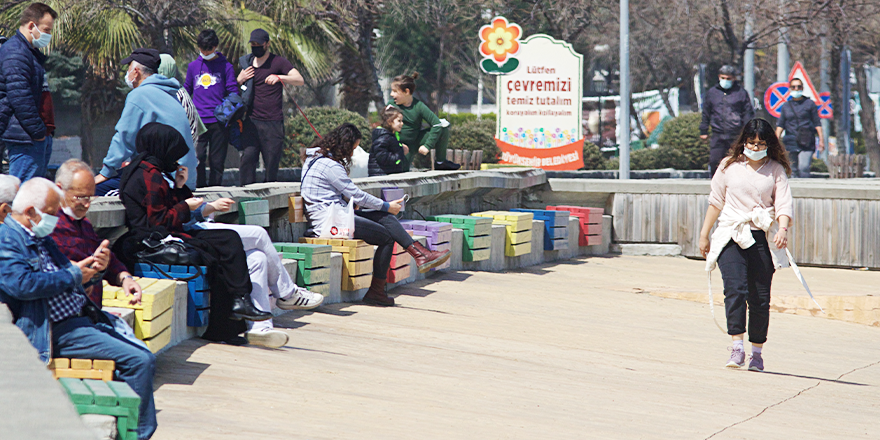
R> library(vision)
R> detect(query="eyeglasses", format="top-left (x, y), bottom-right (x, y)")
top-left (746, 141), bottom-right (768, 149)
top-left (71, 195), bottom-right (95, 203)
top-left (790, 85), bottom-right (803, 90)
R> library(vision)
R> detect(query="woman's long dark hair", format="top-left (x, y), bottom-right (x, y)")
top-left (722, 118), bottom-right (792, 176)
top-left (311, 123), bottom-right (362, 171)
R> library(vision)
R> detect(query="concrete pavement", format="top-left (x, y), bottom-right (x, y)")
top-left (151, 255), bottom-right (880, 439)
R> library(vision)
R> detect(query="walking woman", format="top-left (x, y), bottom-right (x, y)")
top-left (699, 118), bottom-right (793, 372)
top-left (301, 123), bottom-right (451, 306)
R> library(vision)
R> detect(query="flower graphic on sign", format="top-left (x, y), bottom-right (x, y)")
top-left (478, 16), bottom-right (522, 75)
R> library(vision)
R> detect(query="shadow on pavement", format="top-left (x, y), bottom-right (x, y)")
top-left (155, 339), bottom-right (211, 388)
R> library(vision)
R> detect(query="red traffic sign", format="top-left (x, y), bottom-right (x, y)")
top-left (764, 82), bottom-right (790, 118)
top-left (818, 92), bottom-right (833, 119)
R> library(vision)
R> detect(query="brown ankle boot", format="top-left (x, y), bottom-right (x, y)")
top-left (406, 241), bottom-right (451, 273)
top-left (362, 277), bottom-right (393, 306)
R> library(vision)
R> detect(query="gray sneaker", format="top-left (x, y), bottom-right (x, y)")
top-left (726, 346), bottom-right (746, 368)
top-left (748, 353), bottom-right (764, 372)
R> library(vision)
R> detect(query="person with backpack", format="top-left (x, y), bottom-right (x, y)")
top-left (237, 28), bottom-right (303, 186)
top-left (775, 78), bottom-right (824, 178)
top-left (185, 29), bottom-right (239, 188)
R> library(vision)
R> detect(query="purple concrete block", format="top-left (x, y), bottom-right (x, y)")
top-left (425, 221), bottom-right (453, 232)
top-left (400, 220), bottom-right (428, 230)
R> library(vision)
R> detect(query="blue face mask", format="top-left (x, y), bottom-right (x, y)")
top-left (30, 207), bottom-right (59, 238)
top-left (30, 26), bottom-right (52, 49)
top-left (719, 79), bottom-right (733, 89)
top-left (790, 90), bottom-right (804, 99)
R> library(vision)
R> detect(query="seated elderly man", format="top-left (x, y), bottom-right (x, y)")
top-left (0, 174), bottom-right (20, 222)
top-left (0, 178), bottom-right (157, 440)
top-left (50, 159), bottom-right (143, 306)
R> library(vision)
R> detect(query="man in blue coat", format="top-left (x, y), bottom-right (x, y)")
top-left (0, 3), bottom-right (57, 182)
top-left (700, 65), bottom-right (755, 176)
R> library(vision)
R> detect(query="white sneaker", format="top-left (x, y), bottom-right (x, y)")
top-left (245, 328), bottom-right (289, 349)
top-left (277, 286), bottom-right (324, 310)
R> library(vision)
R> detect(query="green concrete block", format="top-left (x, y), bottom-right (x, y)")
top-left (280, 252), bottom-right (307, 260)
top-left (287, 243), bottom-right (332, 255)
top-left (84, 379), bottom-right (117, 406)
top-left (106, 381), bottom-right (141, 410)
top-left (59, 378), bottom-right (93, 405)
top-left (296, 266), bottom-right (331, 285)
top-left (305, 283), bottom-right (330, 295)
top-left (462, 247), bottom-right (490, 262)
top-left (464, 234), bottom-right (491, 249)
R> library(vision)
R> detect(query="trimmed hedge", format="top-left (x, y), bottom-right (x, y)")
top-left (449, 118), bottom-right (501, 163)
top-left (581, 141), bottom-right (607, 170)
top-left (282, 107), bottom-right (372, 168)
top-left (657, 112), bottom-right (707, 170)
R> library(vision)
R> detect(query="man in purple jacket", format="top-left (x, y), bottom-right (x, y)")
top-left (184, 29), bottom-right (238, 188)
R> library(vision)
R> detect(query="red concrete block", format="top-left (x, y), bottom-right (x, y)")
top-left (389, 252), bottom-right (412, 269)
top-left (387, 265), bottom-right (411, 283)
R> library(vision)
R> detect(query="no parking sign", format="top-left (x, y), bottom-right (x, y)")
top-left (818, 92), bottom-right (833, 119)
top-left (763, 82), bottom-right (790, 118)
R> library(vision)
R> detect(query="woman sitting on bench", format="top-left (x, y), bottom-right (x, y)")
top-left (118, 122), bottom-right (270, 344)
top-left (301, 123), bottom-right (451, 306)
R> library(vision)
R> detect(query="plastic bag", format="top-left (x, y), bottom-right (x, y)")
top-left (349, 146), bottom-right (369, 179)
top-left (316, 197), bottom-right (355, 238)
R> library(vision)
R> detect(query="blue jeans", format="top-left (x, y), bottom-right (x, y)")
top-left (7, 136), bottom-right (49, 182)
top-left (95, 176), bottom-right (121, 197)
top-left (52, 316), bottom-right (157, 440)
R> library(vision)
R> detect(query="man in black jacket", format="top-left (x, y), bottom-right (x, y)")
top-left (700, 65), bottom-right (755, 175)
top-left (0, 3), bottom-right (56, 182)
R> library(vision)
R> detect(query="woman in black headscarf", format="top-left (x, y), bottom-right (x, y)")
top-left (118, 122), bottom-right (270, 343)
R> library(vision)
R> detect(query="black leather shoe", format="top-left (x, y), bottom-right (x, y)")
top-left (435, 160), bottom-right (462, 171)
top-left (230, 296), bottom-right (272, 321)
top-left (221, 336), bottom-right (249, 346)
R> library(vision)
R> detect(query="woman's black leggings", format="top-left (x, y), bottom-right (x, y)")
top-left (353, 211), bottom-right (415, 280)
top-left (718, 230), bottom-right (775, 344)
top-left (187, 229), bottom-right (251, 341)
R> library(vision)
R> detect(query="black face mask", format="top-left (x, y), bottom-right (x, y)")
top-left (251, 45), bottom-right (266, 58)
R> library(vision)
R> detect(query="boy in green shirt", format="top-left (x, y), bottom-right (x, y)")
top-left (388, 72), bottom-right (459, 171)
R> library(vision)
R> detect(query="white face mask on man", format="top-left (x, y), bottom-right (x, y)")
top-left (125, 68), bottom-right (137, 89)
top-left (201, 52), bottom-right (218, 61)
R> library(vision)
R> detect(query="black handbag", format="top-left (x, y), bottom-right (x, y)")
top-left (135, 232), bottom-right (204, 282)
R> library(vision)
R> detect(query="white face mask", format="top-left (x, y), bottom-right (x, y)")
top-left (790, 90), bottom-right (803, 99)
top-left (125, 69), bottom-right (136, 89)
top-left (62, 206), bottom-right (85, 220)
top-left (743, 148), bottom-right (768, 161)
top-left (201, 52), bottom-right (217, 61)
top-left (719, 79), bottom-right (733, 89)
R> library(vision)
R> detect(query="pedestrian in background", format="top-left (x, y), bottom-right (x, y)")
top-left (775, 78), bottom-right (823, 178)
top-left (237, 28), bottom-right (303, 186)
top-left (700, 65), bottom-right (755, 176)
top-left (0, 2), bottom-right (56, 182)
top-left (185, 29), bottom-right (239, 188)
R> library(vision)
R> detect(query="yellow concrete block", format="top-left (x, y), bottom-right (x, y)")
top-left (503, 212), bottom-right (533, 222)
top-left (131, 279), bottom-right (176, 303)
top-left (144, 327), bottom-right (171, 353)
top-left (103, 286), bottom-right (122, 300)
top-left (92, 360), bottom-right (115, 371)
top-left (133, 308), bottom-right (172, 340)
top-left (49, 358), bottom-right (70, 369)
top-left (70, 359), bottom-right (93, 370)
top-left (53, 368), bottom-right (104, 380)
top-left (103, 289), bottom-right (173, 320)
top-left (505, 241), bottom-right (531, 257)
top-left (341, 273), bottom-right (372, 291)
top-left (505, 228), bottom-right (532, 245)
top-left (328, 239), bottom-right (345, 246)
top-left (494, 218), bottom-right (532, 232)
top-left (337, 245), bottom-right (375, 260)
top-left (343, 259), bottom-right (373, 277)
top-left (300, 237), bottom-right (330, 245)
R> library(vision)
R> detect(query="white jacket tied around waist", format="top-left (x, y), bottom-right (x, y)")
top-left (704, 205), bottom-right (789, 272)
